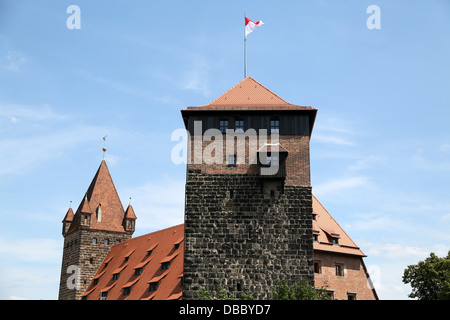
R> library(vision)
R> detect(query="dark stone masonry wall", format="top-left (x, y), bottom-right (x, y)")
top-left (183, 170), bottom-right (314, 300)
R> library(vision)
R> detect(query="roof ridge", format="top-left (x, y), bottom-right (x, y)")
top-left (199, 76), bottom-right (298, 108)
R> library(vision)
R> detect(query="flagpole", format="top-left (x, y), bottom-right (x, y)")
top-left (244, 13), bottom-right (247, 78)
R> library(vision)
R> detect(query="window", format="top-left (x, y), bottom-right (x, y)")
top-left (235, 120), bottom-right (244, 133)
top-left (135, 268), bottom-right (143, 276)
top-left (314, 261), bottom-right (321, 274)
top-left (313, 234), bottom-right (319, 242)
top-left (347, 293), bottom-right (357, 300)
top-left (100, 291), bottom-right (108, 300)
top-left (228, 154), bottom-right (236, 166)
top-left (161, 261), bottom-right (170, 270)
top-left (92, 238), bottom-right (97, 244)
top-left (326, 290), bottom-right (335, 300)
top-left (220, 120), bottom-right (229, 133)
top-left (270, 190), bottom-right (275, 202)
top-left (149, 282), bottom-right (159, 292)
top-left (93, 279), bottom-right (99, 286)
top-left (104, 239), bottom-right (109, 245)
top-left (113, 273), bottom-right (120, 281)
top-left (266, 155), bottom-right (278, 166)
top-left (96, 205), bottom-right (102, 222)
top-left (331, 237), bottom-right (339, 245)
top-left (89, 257), bottom-right (94, 264)
top-left (335, 264), bottom-right (344, 277)
top-left (174, 243), bottom-right (180, 250)
top-left (147, 250), bottom-right (153, 257)
top-left (123, 287), bottom-right (131, 297)
top-left (270, 119), bottom-right (280, 134)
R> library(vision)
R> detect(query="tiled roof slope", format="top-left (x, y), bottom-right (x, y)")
top-left (67, 160), bottom-right (127, 234)
top-left (312, 195), bottom-right (365, 257)
top-left (83, 196), bottom-right (365, 300)
top-left (83, 224), bottom-right (184, 300)
top-left (183, 77), bottom-right (316, 110)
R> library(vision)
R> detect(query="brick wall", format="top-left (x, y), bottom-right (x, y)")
top-left (187, 134), bottom-right (311, 186)
top-left (314, 251), bottom-right (377, 300)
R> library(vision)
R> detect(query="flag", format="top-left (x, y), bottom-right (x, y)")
top-left (245, 17), bottom-right (264, 37)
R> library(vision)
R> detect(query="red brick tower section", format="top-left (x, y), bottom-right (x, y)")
top-left (181, 77), bottom-right (318, 299)
top-left (58, 160), bottom-right (136, 300)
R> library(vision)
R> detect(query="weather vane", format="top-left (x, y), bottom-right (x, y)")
top-left (102, 135), bottom-right (107, 160)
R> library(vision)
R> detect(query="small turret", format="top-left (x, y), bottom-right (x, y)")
top-left (123, 203), bottom-right (137, 234)
top-left (78, 195), bottom-right (93, 228)
top-left (62, 206), bottom-right (74, 237)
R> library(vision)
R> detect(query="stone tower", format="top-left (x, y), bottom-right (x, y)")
top-left (181, 77), bottom-right (317, 299)
top-left (58, 160), bottom-right (136, 300)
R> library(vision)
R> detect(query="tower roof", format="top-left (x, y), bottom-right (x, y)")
top-left (183, 76), bottom-right (316, 111)
top-left (124, 204), bottom-right (137, 220)
top-left (62, 207), bottom-right (74, 223)
top-left (67, 160), bottom-right (127, 234)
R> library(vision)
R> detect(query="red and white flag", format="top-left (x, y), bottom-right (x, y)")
top-left (245, 17), bottom-right (264, 37)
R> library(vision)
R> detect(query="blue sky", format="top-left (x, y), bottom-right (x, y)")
top-left (0, 0), bottom-right (449, 300)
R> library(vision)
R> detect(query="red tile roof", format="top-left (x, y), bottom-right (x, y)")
top-left (312, 195), bottom-right (365, 257)
top-left (67, 160), bottom-right (128, 234)
top-left (62, 207), bottom-right (74, 223)
top-left (83, 195), bottom-right (365, 299)
top-left (182, 77), bottom-right (316, 111)
top-left (82, 224), bottom-right (184, 300)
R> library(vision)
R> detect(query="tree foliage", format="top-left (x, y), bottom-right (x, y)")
top-left (272, 278), bottom-right (331, 300)
top-left (402, 251), bottom-right (450, 300)
top-left (194, 278), bottom-right (330, 300)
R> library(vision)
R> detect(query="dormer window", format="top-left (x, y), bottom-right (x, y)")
top-left (161, 261), bottom-right (170, 270)
top-left (149, 282), bottom-right (159, 292)
top-left (123, 287), bottom-right (131, 297)
top-left (135, 267), bottom-right (143, 276)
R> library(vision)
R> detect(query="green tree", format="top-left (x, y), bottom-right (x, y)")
top-left (402, 251), bottom-right (450, 300)
top-left (272, 278), bottom-right (331, 300)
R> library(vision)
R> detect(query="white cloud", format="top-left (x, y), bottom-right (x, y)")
top-left (313, 176), bottom-right (369, 197)
top-left (119, 178), bottom-right (185, 234)
top-left (0, 103), bottom-right (66, 124)
top-left (313, 134), bottom-right (354, 146)
top-left (0, 237), bottom-right (62, 264)
top-left (1, 51), bottom-right (27, 71)
top-left (182, 54), bottom-right (210, 97)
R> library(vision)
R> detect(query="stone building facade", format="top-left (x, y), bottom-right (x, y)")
top-left (58, 160), bottom-right (136, 300)
top-left (181, 77), bottom-right (318, 299)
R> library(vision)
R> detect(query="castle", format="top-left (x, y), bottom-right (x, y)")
top-left (58, 77), bottom-right (378, 300)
